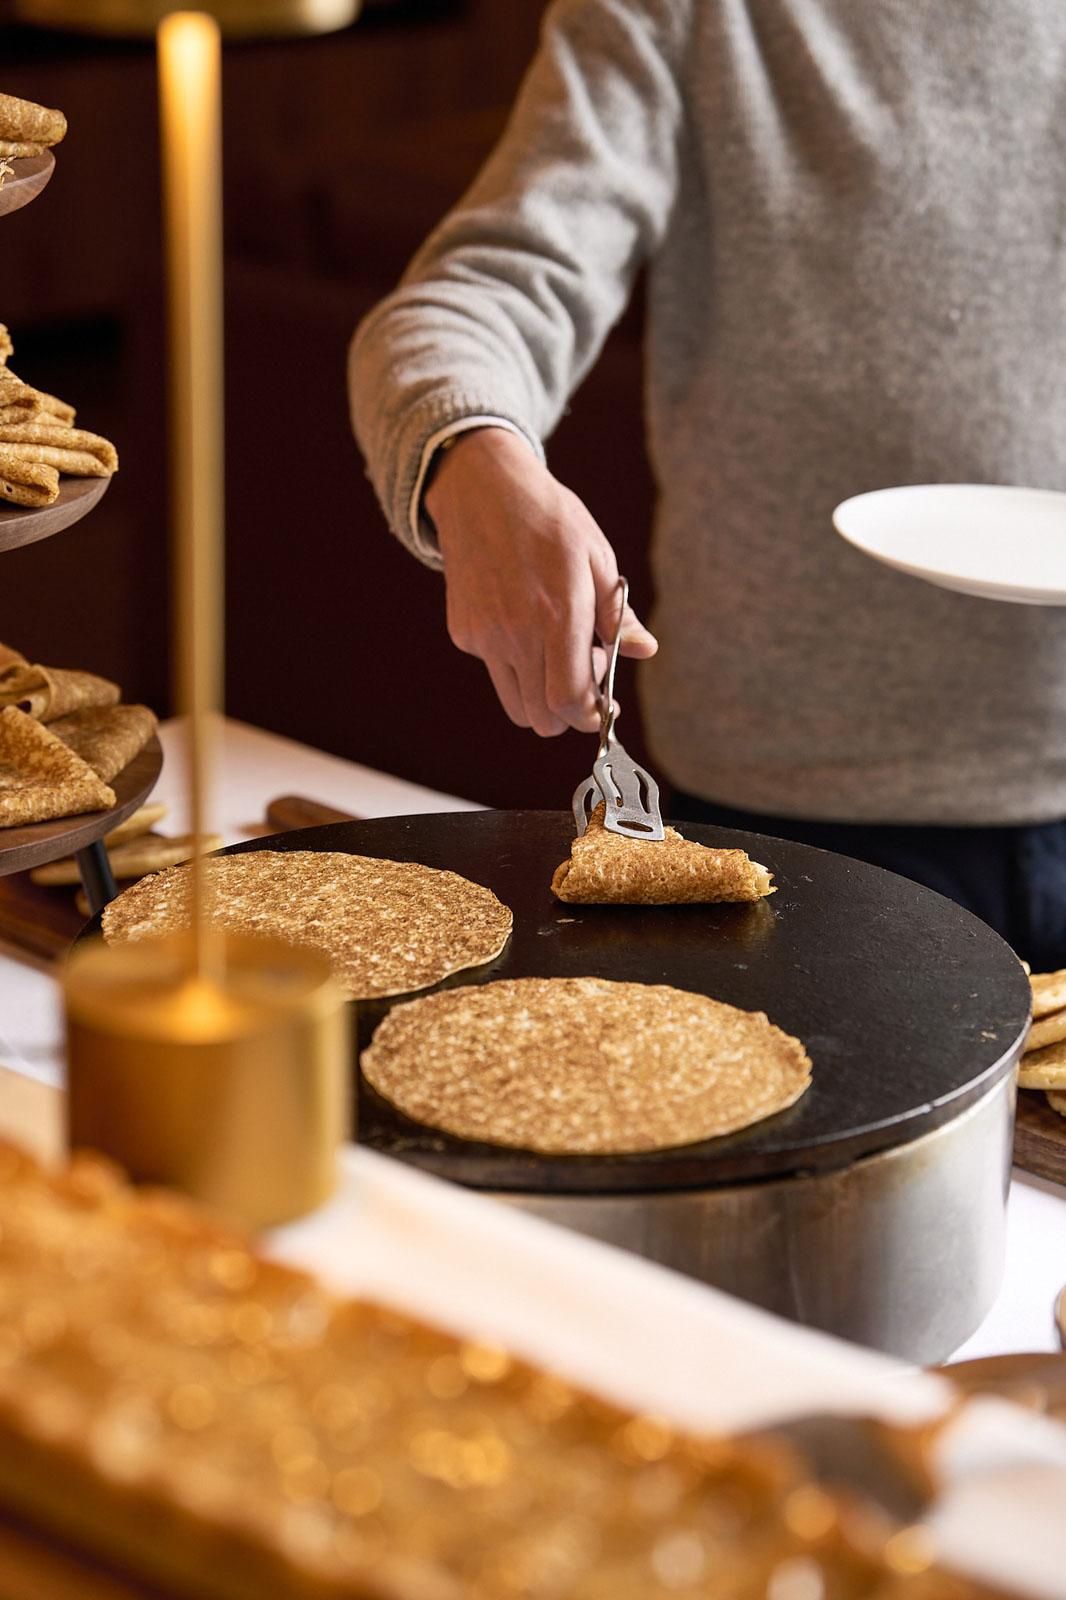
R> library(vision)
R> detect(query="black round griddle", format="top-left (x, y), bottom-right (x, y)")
top-left (83, 810), bottom-right (1030, 1195)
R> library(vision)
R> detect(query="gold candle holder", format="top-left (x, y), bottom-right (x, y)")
top-left (64, 931), bottom-right (351, 1227)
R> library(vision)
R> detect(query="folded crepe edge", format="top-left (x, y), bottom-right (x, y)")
top-left (551, 808), bottom-right (775, 905)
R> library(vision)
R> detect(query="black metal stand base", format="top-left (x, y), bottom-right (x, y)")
top-left (76, 838), bottom-right (117, 918)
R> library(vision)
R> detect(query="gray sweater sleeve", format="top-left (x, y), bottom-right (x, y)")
top-left (348, 0), bottom-right (689, 566)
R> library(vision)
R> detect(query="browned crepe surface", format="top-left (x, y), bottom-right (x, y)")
top-left (1030, 967), bottom-right (1066, 1019)
top-left (0, 366), bottom-right (72, 410)
top-left (0, 706), bottom-right (115, 827)
top-left (0, 422), bottom-right (117, 475)
top-left (103, 850), bottom-right (513, 1000)
top-left (0, 663), bottom-right (120, 723)
top-left (0, 92), bottom-right (66, 147)
top-left (0, 138), bottom-right (44, 160)
top-left (0, 449), bottom-right (57, 506)
top-left (362, 976), bottom-right (812, 1154)
top-left (50, 702), bottom-right (156, 781)
top-left (552, 803), bottom-right (775, 904)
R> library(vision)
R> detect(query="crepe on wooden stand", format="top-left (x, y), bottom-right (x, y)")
top-left (0, 659), bottom-right (119, 721)
top-left (103, 850), bottom-right (513, 1000)
top-left (0, 642), bottom-right (157, 830)
top-left (48, 702), bottom-right (157, 783)
top-left (362, 975), bottom-right (812, 1154)
top-left (0, 326), bottom-right (118, 506)
top-left (0, 91), bottom-right (66, 159)
top-left (553, 803), bottom-right (774, 904)
top-left (0, 705), bottom-right (115, 826)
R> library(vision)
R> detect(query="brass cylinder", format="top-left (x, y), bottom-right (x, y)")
top-left (64, 931), bottom-right (351, 1227)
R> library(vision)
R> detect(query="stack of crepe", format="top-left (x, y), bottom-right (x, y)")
top-left (0, 324), bottom-right (118, 508)
top-left (1017, 966), bottom-right (1066, 1121)
top-left (0, 91), bottom-right (66, 162)
top-left (0, 643), bottom-right (156, 829)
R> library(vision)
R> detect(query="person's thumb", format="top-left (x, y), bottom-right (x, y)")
top-left (591, 555), bottom-right (658, 658)
top-left (618, 604), bottom-right (658, 659)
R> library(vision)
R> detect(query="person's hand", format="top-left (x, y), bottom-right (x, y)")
top-left (424, 426), bottom-right (657, 737)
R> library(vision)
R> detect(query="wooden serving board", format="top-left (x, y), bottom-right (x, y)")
top-left (1013, 1090), bottom-right (1066, 1186)
top-left (0, 871), bottom-right (83, 961)
top-left (0, 151), bottom-right (54, 221)
top-left (0, 477), bottom-right (109, 555)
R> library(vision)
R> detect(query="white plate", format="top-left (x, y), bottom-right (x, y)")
top-left (833, 483), bottom-right (1066, 605)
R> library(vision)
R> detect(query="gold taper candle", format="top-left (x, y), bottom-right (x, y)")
top-left (158, 11), bottom-right (224, 982)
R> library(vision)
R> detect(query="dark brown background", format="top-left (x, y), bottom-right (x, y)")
top-left (0, 0), bottom-right (655, 808)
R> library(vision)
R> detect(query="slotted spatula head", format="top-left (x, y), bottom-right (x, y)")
top-left (571, 576), bottom-right (665, 841)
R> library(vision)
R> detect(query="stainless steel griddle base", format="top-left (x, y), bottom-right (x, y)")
top-left (495, 1074), bottom-right (1015, 1364)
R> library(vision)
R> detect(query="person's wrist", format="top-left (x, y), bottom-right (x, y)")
top-left (424, 425), bottom-right (532, 523)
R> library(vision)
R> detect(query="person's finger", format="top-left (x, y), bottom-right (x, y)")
top-left (591, 644), bottom-right (608, 685)
top-left (484, 657), bottom-right (531, 729)
top-left (589, 542), bottom-right (623, 644)
top-left (512, 640), bottom-right (569, 738)
top-left (544, 601), bottom-right (602, 733)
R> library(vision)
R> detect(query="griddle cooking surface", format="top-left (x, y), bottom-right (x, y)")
top-left (206, 809), bottom-right (1029, 1194)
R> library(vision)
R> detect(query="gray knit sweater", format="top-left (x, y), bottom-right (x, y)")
top-left (350, 0), bottom-right (1066, 825)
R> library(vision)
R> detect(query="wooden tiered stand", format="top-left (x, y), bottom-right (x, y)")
top-left (0, 154), bottom-right (162, 916)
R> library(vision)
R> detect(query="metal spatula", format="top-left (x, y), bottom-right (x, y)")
top-left (572, 577), bottom-right (665, 841)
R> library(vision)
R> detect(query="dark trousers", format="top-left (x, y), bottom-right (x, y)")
top-left (671, 791), bottom-right (1066, 972)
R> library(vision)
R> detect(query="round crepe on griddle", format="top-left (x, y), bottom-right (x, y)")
top-left (102, 850), bottom-right (512, 1000)
top-left (361, 976), bottom-right (812, 1154)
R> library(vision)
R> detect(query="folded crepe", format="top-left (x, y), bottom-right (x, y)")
top-left (0, 326), bottom-right (12, 365)
top-left (0, 367), bottom-right (75, 425)
top-left (0, 92), bottom-right (67, 148)
top-left (0, 422), bottom-right (117, 477)
top-left (50, 703), bottom-right (157, 783)
top-left (0, 644), bottom-right (26, 672)
top-left (0, 139), bottom-right (44, 160)
top-left (0, 449), bottom-right (58, 507)
top-left (0, 405), bottom-right (37, 427)
top-left (0, 706), bottom-right (115, 828)
top-left (551, 803), bottom-right (775, 905)
top-left (0, 662), bottom-right (120, 722)
top-left (32, 831), bottom-right (220, 886)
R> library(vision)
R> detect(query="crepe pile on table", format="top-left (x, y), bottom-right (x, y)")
top-left (0, 643), bottom-right (156, 828)
top-left (552, 803), bottom-right (774, 904)
top-left (0, 1141), bottom-right (1008, 1600)
top-left (27, 798), bottom-right (221, 916)
top-left (0, 323), bottom-right (118, 508)
top-left (1017, 967), bottom-right (1066, 1119)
